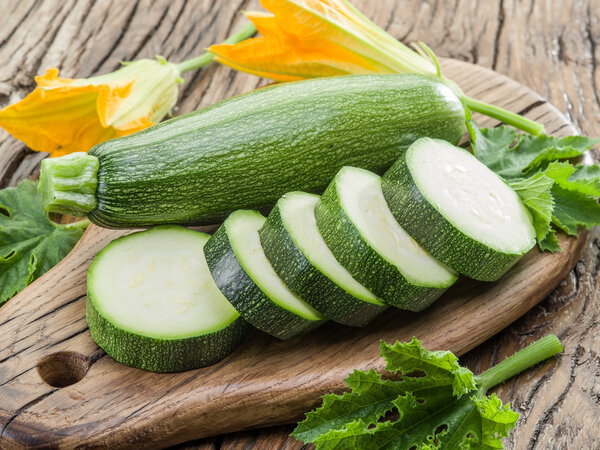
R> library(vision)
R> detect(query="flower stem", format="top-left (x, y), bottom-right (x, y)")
top-left (463, 96), bottom-right (546, 136)
top-left (58, 218), bottom-right (90, 231)
top-left (475, 335), bottom-right (563, 393)
top-left (176, 22), bottom-right (257, 73)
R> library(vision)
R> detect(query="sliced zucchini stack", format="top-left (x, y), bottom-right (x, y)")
top-left (382, 138), bottom-right (536, 281)
top-left (315, 167), bottom-right (458, 310)
top-left (86, 226), bottom-right (247, 373)
top-left (260, 192), bottom-right (387, 327)
top-left (205, 210), bottom-right (326, 339)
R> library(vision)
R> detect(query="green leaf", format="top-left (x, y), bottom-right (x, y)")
top-left (312, 389), bottom-right (498, 449)
top-left (509, 173), bottom-right (554, 242)
top-left (538, 229), bottom-right (561, 252)
top-left (541, 161), bottom-right (600, 197)
top-left (312, 391), bottom-right (520, 450)
top-left (313, 392), bottom-right (482, 449)
top-left (293, 339), bottom-right (520, 449)
top-left (551, 185), bottom-right (600, 235)
top-left (469, 122), bottom-right (598, 180)
top-left (292, 338), bottom-right (477, 444)
top-left (566, 165), bottom-right (600, 196)
top-left (473, 394), bottom-right (520, 449)
top-left (291, 369), bottom-right (406, 443)
top-left (380, 338), bottom-right (476, 397)
top-left (0, 180), bottom-right (86, 305)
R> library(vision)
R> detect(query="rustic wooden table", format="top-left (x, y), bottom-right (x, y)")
top-left (1, 1), bottom-right (598, 448)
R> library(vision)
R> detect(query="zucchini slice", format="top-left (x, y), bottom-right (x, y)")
top-left (260, 192), bottom-right (387, 327)
top-left (316, 167), bottom-right (457, 310)
top-left (86, 226), bottom-right (247, 373)
top-left (204, 210), bottom-right (326, 339)
top-left (382, 138), bottom-right (536, 281)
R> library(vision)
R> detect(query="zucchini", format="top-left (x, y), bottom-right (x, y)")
top-left (382, 138), bottom-right (536, 281)
top-left (204, 210), bottom-right (326, 339)
top-left (260, 192), bottom-right (387, 327)
top-left (39, 74), bottom-right (466, 227)
top-left (315, 166), bottom-right (458, 310)
top-left (86, 226), bottom-right (247, 373)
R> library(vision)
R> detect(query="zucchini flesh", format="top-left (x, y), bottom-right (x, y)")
top-left (86, 226), bottom-right (247, 373)
top-left (260, 192), bottom-right (387, 327)
top-left (382, 138), bottom-right (536, 281)
top-left (39, 74), bottom-right (466, 227)
top-left (205, 210), bottom-right (326, 339)
top-left (316, 167), bottom-right (457, 310)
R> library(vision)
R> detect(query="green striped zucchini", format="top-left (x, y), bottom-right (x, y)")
top-left (204, 210), bottom-right (326, 340)
top-left (259, 192), bottom-right (387, 327)
top-left (315, 167), bottom-right (458, 310)
top-left (39, 74), bottom-right (466, 228)
top-left (381, 138), bottom-right (536, 281)
top-left (86, 226), bottom-right (248, 372)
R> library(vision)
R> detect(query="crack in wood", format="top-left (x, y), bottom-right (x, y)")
top-left (0, 366), bottom-right (34, 388)
top-left (0, 389), bottom-right (58, 440)
top-left (30, 294), bottom-right (86, 325)
top-left (88, 1), bottom-right (140, 74)
top-left (128, 5), bottom-right (173, 62)
top-left (491, 0), bottom-right (505, 70)
top-left (584, 4), bottom-right (600, 110)
top-left (527, 345), bottom-right (581, 450)
top-left (516, 99), bottom-right (546, 117)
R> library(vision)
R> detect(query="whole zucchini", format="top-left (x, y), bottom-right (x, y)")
top-left (39, 74), bottom-right (466, 228)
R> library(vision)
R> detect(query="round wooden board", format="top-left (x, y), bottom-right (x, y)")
top-left (0, 59), bottom-right (587, 448)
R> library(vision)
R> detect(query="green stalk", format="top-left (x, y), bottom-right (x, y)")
top-left (176, 22), bottom-right (257, 73)
top-left (58, 218), bottom-right (90, 231)
top-left (463, 96), bottom-right (545, 136)
top-left (475, 334), bottom-right (563, 393)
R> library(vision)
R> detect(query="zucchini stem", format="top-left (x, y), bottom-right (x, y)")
top-left (475, 334), bottom-right (563, 393)
top-left (39, 152), bottom-right (99, 216)
top-left (176, 22), bottom-right (257, 73)
top-left (463, 96), bottom-right (545, 136)
top-left (58, 218), bottom-right (90, 231)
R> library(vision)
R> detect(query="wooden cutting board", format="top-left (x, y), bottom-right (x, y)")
top-left (0, 59), bottom-right (587, 449)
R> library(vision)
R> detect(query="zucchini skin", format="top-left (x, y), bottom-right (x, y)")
top-left (204, 221), bottom-right (325, 340)
top-left (259, 196), bottom-right (387, 327)
top-left (315, 171), bottom-right (452, 311)
top-left (85, 226), bottom-right (249, 373)
top-left (382, 150), bottom-right (525, 281)
top-left (86, 293), bottom-right (248, 373)
top-left (87, 74), bottom-right (466, 228)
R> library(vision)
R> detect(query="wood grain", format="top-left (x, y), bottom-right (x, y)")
top-left (0, 0), bottom-right (597, 448)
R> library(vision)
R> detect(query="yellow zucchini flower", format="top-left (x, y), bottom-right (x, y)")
top-left (0, 58), bottom-right (180, 157)
top-left (0, 23), bottom-right (256, 157)
top-left (210, 0), bottom-right (543, 135)
top-left (210, 0), bottom-right (438, 81)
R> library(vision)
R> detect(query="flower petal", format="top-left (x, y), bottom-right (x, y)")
top-left (211, 36), bottom-right (371, 80)
top-left (95, 82), bottom-right (134, 128)
top-left (34, 67), bottom-right (77, 88)
top-left (94, 59), bottom-right (179, 131)
top-left (214, 0), bottom-right (437, 80)
top-left (0, 70), bottom-right (117, 156)
top-left (260, 0), bottom-right (400, 69)
top-left (0, 60), bottom-right (181, 155)
top-left (244, 11), bottom-right (282, 38)
top-left (212, 4), bottom-right (396, 81)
